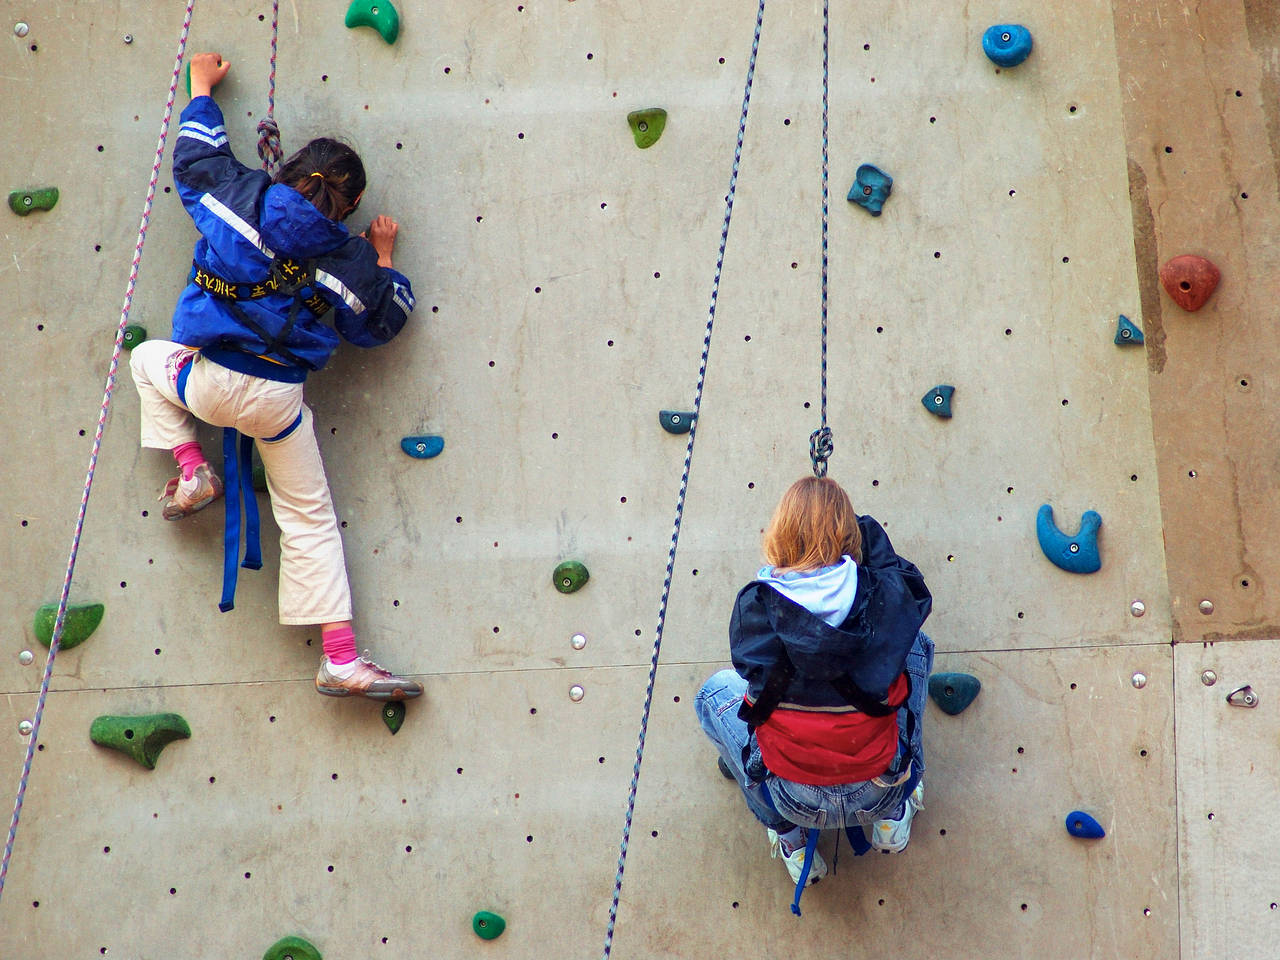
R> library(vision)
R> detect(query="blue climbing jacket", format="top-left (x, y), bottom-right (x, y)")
top-left (169, 96), bottom-right (415, 374)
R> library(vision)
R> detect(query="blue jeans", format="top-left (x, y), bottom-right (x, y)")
top-left (695, 631), bottom-right (934, 832)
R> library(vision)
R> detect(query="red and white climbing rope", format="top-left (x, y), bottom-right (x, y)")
top-left (256, 0), bottom-right (284, 173)
top-left (0, 0), bottom-right (198, 903)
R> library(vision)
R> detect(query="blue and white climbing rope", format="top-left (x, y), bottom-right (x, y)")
top-left (600, 2), bottom-right (768, 956)
top-left (0, 0), bottom-right (198, 904)
top-left (809, 0), bottom-right (833, 478)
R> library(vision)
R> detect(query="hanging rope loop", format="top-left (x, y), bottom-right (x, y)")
top-left (810, 425), bottom-right (833, 477)
top-left (256, 116), bottom-right (283, 173)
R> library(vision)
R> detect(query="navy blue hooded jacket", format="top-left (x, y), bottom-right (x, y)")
top-left (169, 97), bottom-right (415, 373)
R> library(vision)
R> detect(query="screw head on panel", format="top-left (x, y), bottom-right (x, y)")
top-left (18, 650), bottom-right (34, 665)
top-left (1131, 672), bottom-right (1148, 689)
top-left (1199, 599), bottom-right (1214, 615)
top-left (1130, 600), bottom-right (1146, 617)
top-left (14, 22), bottom-right (29, 37)
top-left (569, 685), bottom-right (585, 702)
top-left (18, 720), bottom-right (33, 736)
top-left (1201, 670), bottom-right (1217, 687)
top-left (570, 633), bottom-right (587, 650)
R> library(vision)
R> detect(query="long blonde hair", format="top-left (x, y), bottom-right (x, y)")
top-left (762, 476), bottom-right (862, 571)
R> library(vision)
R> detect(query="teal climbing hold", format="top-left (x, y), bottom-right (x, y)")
top-left (928, 673), bottom-right (981, 715)
top-left (1114, 314), bottom-right (1144, 346)
top-left (263, 936), bottom-right (322, 960)
top-left (382, 701), bottom-right (405, 735)
top-left (345, 0), bottom-right (400, 44)
top-left (627, 108), bottom-right (667, 149)
top-left (553, 560), bottom-right (589, 594)
top-left (122, 324), bottom-right (147, 349)
top-left (1065, 810), bottom-right (1106, 840)
top-left (89, 713), bottom-right (191, 770)
top-left (401, 435), bottom-right (444, 459)
top-left (983, 25), bottom-right (1033, 68)
top-left (847, 164), bottom-right (893, 216)
top-left (921, 385), bottom-right (955, 418)
top-left (1037, 504), bottom-right (1102, 574)
top-left (33, 601), bottom-right (104, 650)
top-left (472, 911), bottom-right (506, 941)
top-left (8, 187), bottom-right (58, 216)
top-left (659, 410), bottom-right (695, 435)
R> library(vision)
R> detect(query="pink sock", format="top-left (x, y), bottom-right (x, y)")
top-left (321, 625), bottom-right (358, 665)
top-left (172, 442), bottom-right (206, 481)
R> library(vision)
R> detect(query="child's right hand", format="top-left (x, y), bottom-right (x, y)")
top-left (364, 215), bottom-right (399, 269)
top-left (189, 53), bottom-right (230, 98)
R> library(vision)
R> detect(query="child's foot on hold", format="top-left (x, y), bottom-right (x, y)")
top-left (767, 826), bottom-right (827, 886)
top-left (315, 654), bottom-right (423, 700)
top-left (159, 463), bottom-right (224, 520)
top-left (870, 780), bottom-right (924, 853)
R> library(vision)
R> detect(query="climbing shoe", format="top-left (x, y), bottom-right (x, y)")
top-left (767, 828), bottom-right (827, 886)
top-left (315, 655), bottom-right (423, 701)
top-left (870, 781), bottom-right (924, 853)
top-left (159, 463), bottom-right (224, 520)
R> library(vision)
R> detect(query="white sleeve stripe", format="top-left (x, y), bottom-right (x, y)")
top-left (393, 291), bottom-right (414, 315)
top-left (182, 120), bottom-right (226, 137)
top-left (315, 269), bottom-right (366, 315)
top-left (178, 129), bottom-right (229, 149)
top-left (198, 193), bottom-right (275, 258)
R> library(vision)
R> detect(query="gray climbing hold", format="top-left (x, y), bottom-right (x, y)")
top-left (847, 164), bottom-right (893, 216)
top-left (1114, 314), bottom-right (1144, 346)
top-left (1065, 810), bottom-right (1105, 839)
top-left (659, 410), bottom-right (695, 434)
top-left (401, 435), bottom-right (444, 459)
top-left (921, 385), bottom-right (954, 418)
top-left (928, 673), bottom-right (981, 715)
top-left (1037, 504), bottom-right (1102, 574)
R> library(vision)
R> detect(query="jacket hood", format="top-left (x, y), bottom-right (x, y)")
top-left (259, 183), bottom-right (351, 258)
top-left (757, 557), bottom-right (858, 627)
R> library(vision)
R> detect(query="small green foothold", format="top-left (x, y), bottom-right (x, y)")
top-left (345, 0), bottom-right (400, 44)
top-left (928, 672), bottom-right (982, 715)
top-left (33, 601), bottom-right (104, 650)
top-left (90, 713), bottom-right (191, 770)
top-left (263, 936), bottom-right (322, 960)
top-left (553, 560), bottom-right (589, 594)
top-left (627, 108), bottom-right (667, 149)
top-left (382, 701), bottom-right (405, 735)
top-left (659, 410), bottom-right (695, 434)
top-left (122, 324), bottom-right (147, 349)
top-left (8, 187), bottom-right (59, 216)
top-left (472, 911), bottom-right (506, 941)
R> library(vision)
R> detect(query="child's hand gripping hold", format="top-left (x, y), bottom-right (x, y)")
top-left (189, 52), bottom-right (231, 99)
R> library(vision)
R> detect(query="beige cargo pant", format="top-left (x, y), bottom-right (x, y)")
top-left (129, 339), bottom-right (353, 624)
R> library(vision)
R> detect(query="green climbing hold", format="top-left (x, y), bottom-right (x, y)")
top-left (553, 560), bottom-right (590, 594)
top-left (472, 911), bottom-right (506, 941)
top-left (345, 0), bottom-right (400, 44)
top-left (8, 187), bottom-right (58, 216)
top-left (122, 324), bottom-right (147, 349)
top-left (33, 601), bottom-right (104, 650)
top-left (382, 701), bottom-right (405, 735)
top-left (928, 672), bottom-right (982, 715)
top-left (89, 713), bottom-right (191, 770)
top-left (263, 936), bottom-right (322, 960)
top-left (627, 108), bottom-right (667, 149)
top-left (659, 410), bottom-right (695, 434)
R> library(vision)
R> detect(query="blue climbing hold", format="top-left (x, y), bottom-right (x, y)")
top-left (659, 410), bottom-right (695, 435)
top-left (1065, 811), bottom-right (1106, 840)
top-left (1114, 314), bottom-right (1144, 346)
top-left (401, 436), bottom-right (444, 459)
top-left (928, 673), bottom-right (981, 715)
top-left (1036, 504), bottom-right (1102, 574)
top-left (921, 385), bottom-right (955, 418)
top-left (983, 25), bottom-right (1033, 68)
top-left (848, 164), bottom-right (893, 216)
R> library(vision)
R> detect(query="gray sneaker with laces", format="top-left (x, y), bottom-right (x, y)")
top-left (315, 655), bottom-right (423, 701)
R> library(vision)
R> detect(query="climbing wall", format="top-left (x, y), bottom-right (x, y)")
top-left (0, 1), bottom-right (1273, 958)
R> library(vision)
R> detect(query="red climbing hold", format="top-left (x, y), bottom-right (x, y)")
top-left (1159, 254), bottom-right (1220, 312)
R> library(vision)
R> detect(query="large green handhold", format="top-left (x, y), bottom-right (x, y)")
top-left (627, 108), bottom-right (667, 149)
top-left (472, 910), bottom-right (506, 940)
top-left (90, 713), bottom-right (191, 770)
top-left (263, 936), bottom-right (322, 960)
top-left (8, 187), bottom-right (58, 216)
top-left (345, 0), bottom-right (400, 44)
top-left (553, 560), bottom-right (589, 594)
top-left (33, 601), bottom-right (104, 650)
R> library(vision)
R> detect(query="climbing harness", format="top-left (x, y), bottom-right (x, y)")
top-left (0, 0), bottom-right (199, 904)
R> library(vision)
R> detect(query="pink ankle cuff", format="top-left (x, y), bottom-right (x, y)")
top-left (322, 626), bottom-right (358, 665)
top-left (172, 441), bottom-right (206, 481)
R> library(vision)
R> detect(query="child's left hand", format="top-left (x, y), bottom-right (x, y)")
top-left (190, 52), bottom-right (231, 99)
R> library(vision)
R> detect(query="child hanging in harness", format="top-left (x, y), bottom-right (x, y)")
top-left (695, 476), bottom-right (933, 908)
top-left (129, 52), bottom-right (421, 701)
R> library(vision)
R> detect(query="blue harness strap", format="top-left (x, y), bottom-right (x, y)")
top-left (218, 428), bottom-right (263, 613)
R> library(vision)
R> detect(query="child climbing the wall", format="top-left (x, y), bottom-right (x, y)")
top-left (129, 52), bottom-right (422, 701)
top-left (695, 476), bottom-right (933, 902)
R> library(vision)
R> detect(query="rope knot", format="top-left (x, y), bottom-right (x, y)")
top-left (256, 116), bottom-right (283, 175)
top-left (809, 426), bottom-right (833, 478)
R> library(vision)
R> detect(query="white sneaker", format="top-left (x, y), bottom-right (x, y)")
top-left (767, 828), bottom-right (828, 885)
top-left (871, 781), bottom-right (924, 853)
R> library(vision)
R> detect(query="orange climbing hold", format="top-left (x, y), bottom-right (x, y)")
top-left (1159, 254), bottom-right (1220, 312)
